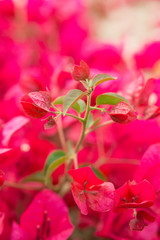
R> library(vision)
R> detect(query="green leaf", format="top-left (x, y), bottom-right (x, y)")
top-left (63, 89), bottom-right (87, 115)
top-left (96, 92), bottom-right (131, 106)
top-left (53, 96), bottom-right (64, 105)
top-left (21, 171), bottom-right (44, 183)
top-left (72, 99), bottom-right (86, 114)
top-left (91, 166), bottom-right (107, 181)
top-left (92, 74), bottom-right (116, 87)
top-left (44, 150), bottom-right (67, 179)
top-left (45, 156), bottom-right (67, 183)
top-left (53, 96), bottom-right (86, 114)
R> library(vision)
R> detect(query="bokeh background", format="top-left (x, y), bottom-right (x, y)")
top-left (1, 0), bottom-right (160, 239)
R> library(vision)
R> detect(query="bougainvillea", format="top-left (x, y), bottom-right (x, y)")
top-left (1, 1), bottom-right (160, 239)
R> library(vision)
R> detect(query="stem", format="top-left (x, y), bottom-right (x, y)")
top-left (52, 105), bottom-right (61, 112)
top-left (85, 120), bottom-right (114, 135)
top-left (73, 154), bottom-right (78, 169)
top-left (51, 111), bottom-right (84, 122)
top-left (90, 106), bottom-right (106, 112)
top-left (51, 104), bottom-right (84, 122)
top-left (4, 181), bottom-right (44, 191)
top-left (65, 113), bottom-right (84, 122)
top-left (57, 117), bottom-right (67, 152)
top-left (75, 94), bottom-right (91, 153)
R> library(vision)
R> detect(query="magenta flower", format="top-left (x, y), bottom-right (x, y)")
top-left (68, 166), bottom-right (115, 215)
top-left (11, 189), bottom-right (74, 240)
top-left (115, 180), bottom-right (156, 210)
top-left (134, 41), bottom-right (160, 69)
top-left (2, 116), bottom-right (29, 147)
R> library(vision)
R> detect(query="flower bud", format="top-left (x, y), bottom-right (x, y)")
top-left (20, 91), bottom-right (52, 119)
top-left (109, 101), bottom-right (137, 124)
top-left (71, 60), bottom-right (90, 81)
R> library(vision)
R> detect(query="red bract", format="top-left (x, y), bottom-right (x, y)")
top-left (129, 212), bottom-right (146, 231)
top-left (129, 210), bottom-right (155, 231)
top-left (109, 101), bottom-right (137, 124)
top-left (143, 105), bottom-right (160, 120)
top-left (43, 116), bottom-right (56, 130)
top-left (68, 166), bottom-right (115, 215)
top-left (71, 60), bottom-right (90, 81)
top-left (115, 180), bottom-right (156, 210)
top-left (11, 189), bottom-right (74, 240)
top-left (20, 91), bottom-right (52, 119)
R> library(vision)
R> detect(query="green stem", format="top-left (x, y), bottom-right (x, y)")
top-left (52, 104), bottom-right (61, 112)
top-left (65, 113), bottom-right (84, 122)
top-left (57, 117), bottom-right (67, 152)
top-left (74, 155), bottom-right (79, 170)
top-left (85, 120), bottom-right (114, 135)
top-left (51, 103), bottom-right (84, 122)
top-left (90, 106), bottom-right (106, 112)
top-left (75, 94), bottom-right (91, 154)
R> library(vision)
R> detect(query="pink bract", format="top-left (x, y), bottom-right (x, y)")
top-left (115, 180), bottom-right (156, 210)
top-left (11, 189), bottom-right (74, 240)
top-left (134, 143), bottom-right (160, 191)
top-left (69, 166), bottom-right (115, 215)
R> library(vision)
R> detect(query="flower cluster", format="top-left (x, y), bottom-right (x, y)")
top-left (1, 0), bottom-right (160, 240)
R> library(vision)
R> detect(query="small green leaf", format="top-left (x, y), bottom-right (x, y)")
top-left (44, 150), bottom-right (66, 176)
top-left (21, 171), bottom-right (44, 183)
top-left (96, 93), bottom-right (131, 106)
top-left (63, 89), bottom-right (87, 115)
top-left (53, 96), bottom-right (86, 114)
top-left (93, 74), bottom-right (116, 87)
top-left (72, 99), bottom-right (86, 114)
top-left (91, 166), bottom-right (107, 181)
top-left (45, 156), bottom-right (67, 183)
top-left (53, 96), bottom-right (64, 105)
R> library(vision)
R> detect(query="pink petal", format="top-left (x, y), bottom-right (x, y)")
top-left (87, 182), bottom-right (115, 212)
top-left (134, 143), bottom-right (160, 191)
top-left (20, 189), bottom-right (74, 239)
top-left (11, 222), bottom-right (29, 240)
top-left (0, 148), bottom-right (19, 166)
top-left (68, 166), bottom-right (103, 188)
top-left (71, 182), bottom-right (88, 215)
top-left (2, 116), bottom-right (29, 146)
